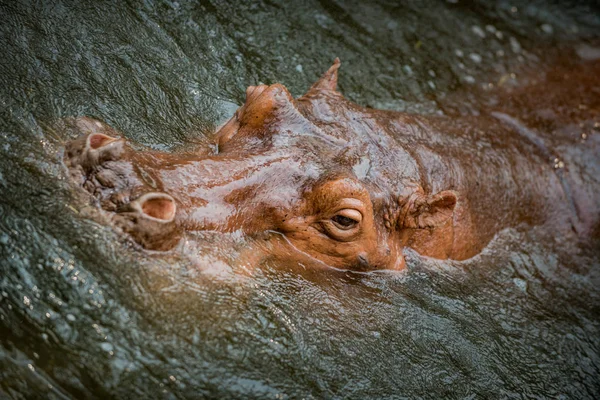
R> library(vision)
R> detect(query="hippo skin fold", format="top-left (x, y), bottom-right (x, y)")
top-left (64, 58), bottom-right (600, 271)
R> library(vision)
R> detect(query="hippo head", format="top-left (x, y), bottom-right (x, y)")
top-left (65, 59), bottom-right (457, 271)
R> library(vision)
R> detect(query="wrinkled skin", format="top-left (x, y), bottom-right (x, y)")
top-left (64, 58), bottom-right (600, 271)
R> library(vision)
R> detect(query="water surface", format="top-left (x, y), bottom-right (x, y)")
top-left (1, 1), bottom-right (600, 398)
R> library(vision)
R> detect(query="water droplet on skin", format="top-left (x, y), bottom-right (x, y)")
top-left (541, 24), bottom-right (553, 34)
top-left (509, 37), bottom-right (522, 53)
top-left (554, 160), bottom-right (565, 169)
top-left (513, 278), bottom-right (527, 291)
top-left (471, 25), bottom-right (486, 38)
top-left (469, 53), bottom-right (482, 63)
top-left (100, 342), bottom-right (113, 352)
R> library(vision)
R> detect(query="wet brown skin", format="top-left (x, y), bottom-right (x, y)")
top-left (64, 58), bottom-right (600, 271)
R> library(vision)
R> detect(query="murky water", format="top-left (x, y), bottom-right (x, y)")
top-left (1, 0), bottom-right (600, 398)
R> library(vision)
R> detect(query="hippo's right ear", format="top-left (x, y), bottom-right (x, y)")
top-left (304, 58), bottom-right (341, 96)
top-left (403, 190), bottom-right (457, 229)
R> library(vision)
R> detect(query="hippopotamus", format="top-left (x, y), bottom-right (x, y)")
top-left (63, 58), bottom-right (600, 271)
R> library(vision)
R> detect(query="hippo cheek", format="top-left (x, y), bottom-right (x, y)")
top-left (347, 244), bottom-right (406, 271)
top-left (113, 192), bottom-right (182, 251)
top-left (372, 235), bottom-right (406, 271)
top-left (257, 233), bottom-right (370, 271)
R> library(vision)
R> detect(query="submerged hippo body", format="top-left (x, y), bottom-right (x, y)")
top-left (64, 59), bottom-right (600, 271)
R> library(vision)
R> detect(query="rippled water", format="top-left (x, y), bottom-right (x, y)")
top-left (1, 1), bottom-right (600, 398)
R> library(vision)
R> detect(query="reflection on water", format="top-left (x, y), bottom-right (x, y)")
top-left (1, 0), bottom-right (599, 398)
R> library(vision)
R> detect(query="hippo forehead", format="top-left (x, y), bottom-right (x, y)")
top-left (221, 74), bottom-right (421, 204)
top-left (277, 94), bottom-right (421, 198)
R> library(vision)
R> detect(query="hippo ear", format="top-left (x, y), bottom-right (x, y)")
top-left (305, 58), bottom-right (341, 95)
top-left (239, 83), bottom-right (296, 128)
top-left (404, 191), bottom-right (457, 229)
top-left (216, 83), bottom-right (303, 145)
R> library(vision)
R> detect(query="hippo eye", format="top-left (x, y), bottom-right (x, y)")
top-left (322, 208), bottom-right (363, 241)
top-left (331, 214), bottom-right (358, 229)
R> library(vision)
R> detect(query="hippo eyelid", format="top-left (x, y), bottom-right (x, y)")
top-left (331, 214), bottom-right (357, 229)
top-left (331, 208), bottom-right (363, 230)
top-left (320, 208), bottom-right (363, 242)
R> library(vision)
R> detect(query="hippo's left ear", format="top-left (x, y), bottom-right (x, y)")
top-left (404, 190), bottom-right (457, 229)
top-left (238, 83), bottom-right (296, 128)
top-left (304, 58), bottom-right (341, 95)
top-left (216, 83), bottom-right (299, 145)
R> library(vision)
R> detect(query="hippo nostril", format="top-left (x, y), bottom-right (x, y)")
top-left (87, 133), bottom-right (117, 150)
top-left (142, 198), bottom-right (176, 221)
top-left (115, 192), bottom-right (181, 251)
top-left (131, 193), bottom-right (177, 222)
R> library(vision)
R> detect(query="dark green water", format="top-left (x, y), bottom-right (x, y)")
top-left (1, 1), bottom-right (600, 398)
